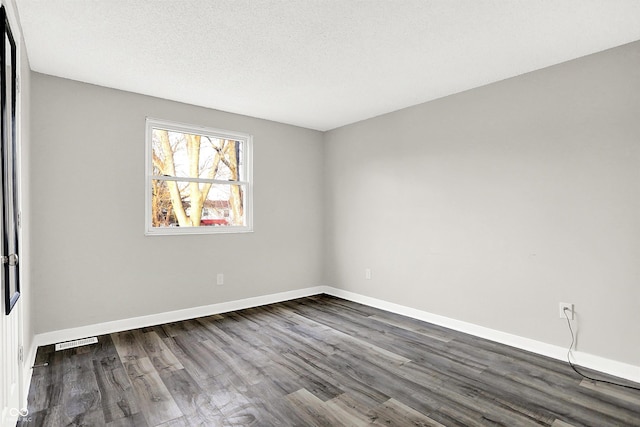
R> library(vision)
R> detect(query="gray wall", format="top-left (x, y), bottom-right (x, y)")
top-left (30, 41), bottom-right (639, 367)
top-left (324, 41), bottom-right (640, 366)
top-left (31, 74), bottom-right (325, 333)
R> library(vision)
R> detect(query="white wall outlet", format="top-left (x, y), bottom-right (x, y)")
top-left (365, 268), bottom-right (372, 280)
top-left (559, 302), bottom-right (574, 319)
top-left (216, 273), bottom-right (224, 285)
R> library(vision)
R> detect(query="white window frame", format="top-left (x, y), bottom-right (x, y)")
top-left (145, 117), bottom-right (253, 235)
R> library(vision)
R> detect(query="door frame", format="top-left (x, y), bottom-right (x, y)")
top-left (1, 2), bottom-right (18, 315)
top-left (0, 2), bottom-right (23, 425)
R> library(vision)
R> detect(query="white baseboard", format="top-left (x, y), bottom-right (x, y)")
top-left (25, 285), bottom-right (639, 390)
top-left (323, 287), bottom-right (640, 384)
top-left (31, 286), bottom-right (326, 349)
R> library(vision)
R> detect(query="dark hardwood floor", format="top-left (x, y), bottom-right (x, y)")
top-left (19, 295), bottom-right (640, 426)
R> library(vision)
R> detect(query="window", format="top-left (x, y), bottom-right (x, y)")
top-left (145, 118), bottom-right (253, 235)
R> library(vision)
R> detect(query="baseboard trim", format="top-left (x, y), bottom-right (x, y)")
top-left (27, 285), bottom-right (639, 387)
top-left (323, 287), bottom-right (640, 384)
top-left (32, 286), bottom-right (327, 349)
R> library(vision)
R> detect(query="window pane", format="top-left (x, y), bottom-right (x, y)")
top-left (152, 128), bottom-right (243, 181)
top-left (151, 180), bottom-right (246, 228)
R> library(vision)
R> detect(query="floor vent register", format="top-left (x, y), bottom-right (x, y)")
top-left (55, 337), bottom-right (98, 351)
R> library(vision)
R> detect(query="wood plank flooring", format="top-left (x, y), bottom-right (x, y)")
top-left (19, 295), bottom-right (640, 426)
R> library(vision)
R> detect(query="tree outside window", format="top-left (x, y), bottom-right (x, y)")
top-left (146, 118), bottom-right (253, 235)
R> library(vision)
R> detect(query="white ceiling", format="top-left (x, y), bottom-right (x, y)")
top-left (15, 1), bottom-right (640, 131)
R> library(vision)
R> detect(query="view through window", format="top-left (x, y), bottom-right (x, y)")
top-left (146, 118), bottom-right (253, 235)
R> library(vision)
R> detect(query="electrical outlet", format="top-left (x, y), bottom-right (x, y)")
top-left (216, 273), bottom-right (224, 285)
top-left (365, 268), bottom-right (372, 280)
top-left (559, 302), bottom-right (574, 319)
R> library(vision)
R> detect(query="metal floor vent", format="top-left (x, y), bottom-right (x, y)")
top-left (55, 337), bottom-right (98, 351)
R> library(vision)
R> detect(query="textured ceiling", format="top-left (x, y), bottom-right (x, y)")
top-left (15, 1), bottom-right (640, 131)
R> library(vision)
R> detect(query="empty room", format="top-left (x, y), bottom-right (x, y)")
top-left (1, 1), bottom-right (639, 426)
